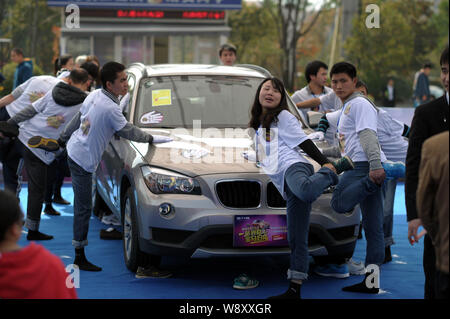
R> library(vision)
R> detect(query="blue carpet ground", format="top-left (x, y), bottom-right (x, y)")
top-left (12, 182), bottom-right (425, 299)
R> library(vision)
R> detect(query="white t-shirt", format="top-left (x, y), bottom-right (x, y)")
top-left (255, 110), bottom-right (309, 199)
top-left (376, 109), bottom-right (408, 163)
top-left (337, 96), bottom-right (386, 163)
top-left (326, 108), bottom-right (407, 163)
top-left (6, 76), bottom-right (61, 118)
top-left (18, 90), bottom-right (83, 165)
top-left (67, 89), bottom-right (128, 173)
top-left (291, 85), bottom-right (334, 122)
top-left (319, 91), bottom-right (343, 111)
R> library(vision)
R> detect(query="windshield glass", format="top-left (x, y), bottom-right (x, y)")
top-left (134, 75), bottom-right (264, 128)
top-left (134, 74), bottom-right (306, 129)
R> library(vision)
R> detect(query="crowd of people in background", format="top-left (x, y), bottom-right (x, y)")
top-left (0, 43), bottom-right (448, 300)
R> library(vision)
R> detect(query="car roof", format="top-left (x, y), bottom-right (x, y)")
top-left (127, 63), bottom-right (270, 78)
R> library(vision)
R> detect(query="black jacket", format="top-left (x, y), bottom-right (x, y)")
top-left (405, 94), bottom-right (449, 221)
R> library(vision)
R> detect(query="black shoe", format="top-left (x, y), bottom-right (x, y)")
top-left (43, 204), bottom-right (61, 216)
top-left (100, 228), bottom-right (122, 240)
top-left (53, 196), bottom-right (70, 205)
top-left (268, 281), bottom-right (301, 299)
top-left (383, 246), bottom-right (392, 264)
top-left (342, 273), bottom-right (379, 294)
top-left (27, 136), bottom-right (59, 152)
top-left (27, 230), bottom-right (54, 241)
top-left (74, 248), bottom-right (102, 272)
top-left (135, 266), bottom-right (172, 278)
top-left (331, 156), bottom-right (354, 175)
top-left (0, 121), bottom-right (19, 137)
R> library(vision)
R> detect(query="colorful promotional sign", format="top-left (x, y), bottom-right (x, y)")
top-left (233, 215), bottom-right (288, 247)
top-left (47, 0), bottom-right (242, 10)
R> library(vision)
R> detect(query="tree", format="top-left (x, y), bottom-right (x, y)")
top-left (264, 0), bottom-right (333, 91)
top-left (228, 2), bottom-right (283, 78)
top-left (344, 0), bottom-right (440, 103)
top-left (1, 0), bottom-right (60, 73)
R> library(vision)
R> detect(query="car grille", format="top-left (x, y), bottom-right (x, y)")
top-left (216, 181), bottom-right (261, 208)
top-left (267, 182), bottom-right (286, 208)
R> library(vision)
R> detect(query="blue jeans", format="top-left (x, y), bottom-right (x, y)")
top-left (68, 156), bottom-right (93, 248)
top-left (330, 162), bottom-right (385, 266)
top-left (382, 179), bottom-right (397, 247)
top-left (284, 162), bottom-right (339, 281)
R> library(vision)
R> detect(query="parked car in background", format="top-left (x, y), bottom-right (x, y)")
top-left (92, 63), bottom-right (361, 272)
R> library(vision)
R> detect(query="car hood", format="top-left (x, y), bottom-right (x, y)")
top-left (131, 128), bottom-right (322, 177)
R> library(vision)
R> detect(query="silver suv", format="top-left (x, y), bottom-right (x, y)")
top-left (93, 63), bottom-right (360, 272)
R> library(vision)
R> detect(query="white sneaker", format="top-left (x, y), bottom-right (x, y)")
top-left (346, 258), bottom-right (366, 275)
top-left (101, 214), bottom-right (121, 226)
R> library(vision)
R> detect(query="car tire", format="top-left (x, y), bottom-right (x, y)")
top-left (122, 187), bottom-right (148, 272)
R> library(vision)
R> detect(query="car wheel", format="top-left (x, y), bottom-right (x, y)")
top-left (122, 187), bottom-right (147, 272)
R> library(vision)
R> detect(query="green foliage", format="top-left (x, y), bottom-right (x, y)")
top-left (1, 0), bottom-right (59, 74)
top-left (228, 2), bottom-right (283, 78)
top-left (345, 0), bottom-right (441, 104)
top-left (0, 60), bottom-right (43, 97)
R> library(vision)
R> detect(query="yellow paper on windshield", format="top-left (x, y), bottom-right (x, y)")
top-left (152, 89), bottom-right (172, 106)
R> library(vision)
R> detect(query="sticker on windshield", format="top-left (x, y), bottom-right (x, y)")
top-left (140, 111), bottom-right (164, 124)
top-left (152, 89), bottom-right (172, 107)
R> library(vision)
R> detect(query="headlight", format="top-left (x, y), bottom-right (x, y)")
top-left (141, 166), bottom-right (201, 195)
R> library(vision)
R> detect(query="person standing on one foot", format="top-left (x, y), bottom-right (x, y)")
top-left (248, 77), bottom-right (354, 299)
top-left (327, 62), bottom-right (387, 294)
top-left (43, 62), bottom-right (172, 272)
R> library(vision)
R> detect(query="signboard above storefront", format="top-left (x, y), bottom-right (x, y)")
top-left (78, 8), bottom-right (226, 20)
top-left (47, 0), bottom-right (242, 10)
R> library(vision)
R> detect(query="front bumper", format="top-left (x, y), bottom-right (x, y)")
top-left (139, 222), bottom-right (358, 258)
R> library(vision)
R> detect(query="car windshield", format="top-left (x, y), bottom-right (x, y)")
top-left (134, 74), bottom-right (302, 129)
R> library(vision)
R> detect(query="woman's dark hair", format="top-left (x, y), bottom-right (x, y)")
top-left (248, 77), bottom-right (289, 132)
top-left (0, 190), bottom-right (23, 242)
top-left (100, 61), bottom-right (125, 88)
top-left (305, 60), bottom-right (328, 83)
top-left (54, 54), bottom-right (73, 75)
top-left (330, 62), bottom-right (357, 79)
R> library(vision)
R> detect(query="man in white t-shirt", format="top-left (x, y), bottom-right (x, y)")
top-left (0, 75), bottom-right (62, 195)
top-left (0, 69), bottom-right (91, 241)
top-left (310, 81), bottom-right (409, 266)
top-left (47, 62), bottom-right (172, 273)
top-left (291, 61), bottom-right (337, 125)
top-left (325, 62), bottom-right (387, 294)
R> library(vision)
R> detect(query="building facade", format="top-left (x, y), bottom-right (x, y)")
top-left (48, 0), bottom-right (241, 66)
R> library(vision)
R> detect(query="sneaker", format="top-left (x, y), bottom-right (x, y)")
top-left (0, 121), bottom-right (19, 137)
top-left (100, 227), bottom-right (122, 240)
top-left (28, 136), bottom-right (59, 152)
top-left (233, 274), bottom-right (259, 290)
top-left (382, 161), bottom-right (405, 179)
top-left (331, 156), bottom-right (354, 175)
top-left (135, 266), bottom-right (173, 279)
top-left (314, 264), bottom-right (350, 278)
top-left (101, 214), bottom-right (121, 226)
top-left (27, 230), bottom-right (54, 241)
top-left (346, 258), bottom-right (366, 275)
top-left (53, 196), bottom-right (70, 205)
top-left (43, 205), bottom-right (61, 216)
